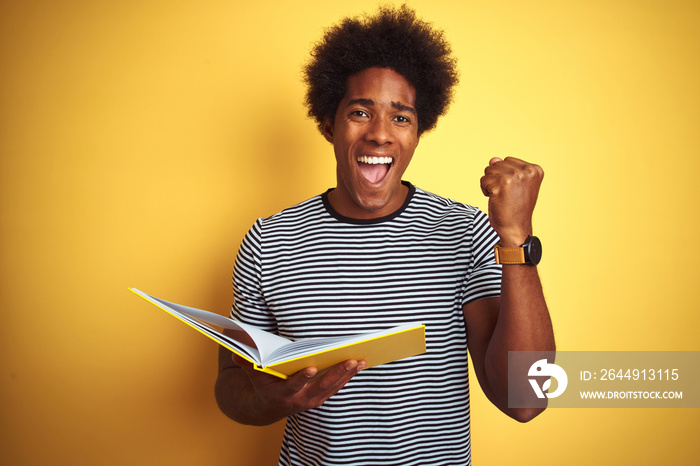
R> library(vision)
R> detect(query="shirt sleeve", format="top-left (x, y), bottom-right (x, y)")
top-left (231, 219), bottom-right (279, 333)
top-left (461, 208), bottom-right (503, 306)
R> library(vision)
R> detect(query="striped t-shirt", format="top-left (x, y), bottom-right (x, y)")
top-left (232, 182), bottom-right (502, 466)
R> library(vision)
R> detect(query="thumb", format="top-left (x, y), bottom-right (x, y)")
top-left (489, 157), bottom-right (502, 166)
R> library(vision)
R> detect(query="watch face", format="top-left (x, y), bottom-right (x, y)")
top-left (525, 236), bottom-right (542, 265)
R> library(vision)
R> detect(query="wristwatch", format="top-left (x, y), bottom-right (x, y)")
top-left (494, 235), bottom-right (542, 265)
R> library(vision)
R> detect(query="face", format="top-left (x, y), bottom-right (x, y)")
top-left (323, 67), bottom-right (419, 219)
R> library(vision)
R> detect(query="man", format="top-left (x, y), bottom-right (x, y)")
top-left (215, 6), bottom-right (555, 465)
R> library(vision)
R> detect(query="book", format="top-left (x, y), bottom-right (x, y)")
top-left (130, 288), bottom-right (427, 379)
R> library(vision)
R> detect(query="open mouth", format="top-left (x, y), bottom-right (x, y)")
top-left (357, 155), bottom-right (393, 184)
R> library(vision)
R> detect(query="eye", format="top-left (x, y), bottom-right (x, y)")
top-left (351, 110), bottom-right (369, 118)
top-left (394, 115), bottom-right (411, 124)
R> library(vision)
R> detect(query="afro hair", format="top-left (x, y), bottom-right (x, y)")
top-left (303, 5), bottom-right (459, 137)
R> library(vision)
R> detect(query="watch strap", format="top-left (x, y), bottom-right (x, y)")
top-left (493, 244), bottom-right (527, 265)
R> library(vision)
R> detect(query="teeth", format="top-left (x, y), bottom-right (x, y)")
top-left (357, 156), bottom-right (393, 164)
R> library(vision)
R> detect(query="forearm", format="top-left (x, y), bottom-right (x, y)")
top-left (490, 265), bottom-right (554, 353)
top-left (214, 366), bottom-right (285, 426)
top-left (485, 265), bottom-right (555, 419)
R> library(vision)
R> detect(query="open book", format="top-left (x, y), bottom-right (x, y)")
top-left (130, 288), bottom-right (426, 379)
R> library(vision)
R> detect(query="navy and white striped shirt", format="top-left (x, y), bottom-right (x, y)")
top-left (232, 182), bottom-right (502, 466)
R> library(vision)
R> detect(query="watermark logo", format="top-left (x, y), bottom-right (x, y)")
top-left (528, 359), bottom-right (568, 398)
top-left (509, 351), bottom-right (698, 408)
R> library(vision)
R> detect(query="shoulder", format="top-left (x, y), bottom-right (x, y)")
top-left (261, 194), bottom-right (326, 226)
top-left (409, 186), bottom-right (484, 221)
top-left (245, 193), bottom-right (333, 245)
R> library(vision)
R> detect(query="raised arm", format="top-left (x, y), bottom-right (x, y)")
top-left (464, 157), bottom-right (555, 422)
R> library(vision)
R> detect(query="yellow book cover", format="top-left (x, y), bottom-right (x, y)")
top-left (130, 288), bottom-right (426, 379)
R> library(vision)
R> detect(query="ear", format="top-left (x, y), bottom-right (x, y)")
top-left (322, 117), bottom-right (334, 144)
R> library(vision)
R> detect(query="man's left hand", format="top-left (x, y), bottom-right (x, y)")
top-left (480, 156), bottom-right (544, 247)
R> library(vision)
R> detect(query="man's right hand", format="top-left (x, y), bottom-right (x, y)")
top-left (215, 351), bottom-right (365, 425)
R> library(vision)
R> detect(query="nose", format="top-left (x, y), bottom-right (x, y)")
top-left (364, 117), bottom-right (393, 145)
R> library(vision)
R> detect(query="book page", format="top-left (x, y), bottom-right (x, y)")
top-left (130, 289), bottom-right (292, 364)
top-left (174, 311), bottom-right (261, 362)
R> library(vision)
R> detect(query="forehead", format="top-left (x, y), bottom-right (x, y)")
top-left (342, 67), bottom-right (416, 107)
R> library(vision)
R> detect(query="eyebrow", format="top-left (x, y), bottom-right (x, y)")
top-left (347, 98), bottom-right (417, 115)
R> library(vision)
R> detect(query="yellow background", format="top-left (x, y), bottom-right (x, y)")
top-left (1, 0), bottom-right (698, 464)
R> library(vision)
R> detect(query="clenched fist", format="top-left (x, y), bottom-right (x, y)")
top-left (480, 157), bottom-right (544, 247)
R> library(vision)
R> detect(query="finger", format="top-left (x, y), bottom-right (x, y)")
top-left (499, 158), bottom-right (544, 184)
top-left (483, 158), bottom-right (515, 178)
top-left (502, 156), bottom-right (527, 165)
top-left (480, 176), bottom-right (490, 197)
top-left (480, 174), bottom-right (501, 197)
top-left (499, 157), bottom-right (543, 180)
top-left (310, 360), bottom-right (365, 395)
top-left (292, 360), bottom-right (367, 411)
top-left (283, 366), bottom-right (318, 395)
